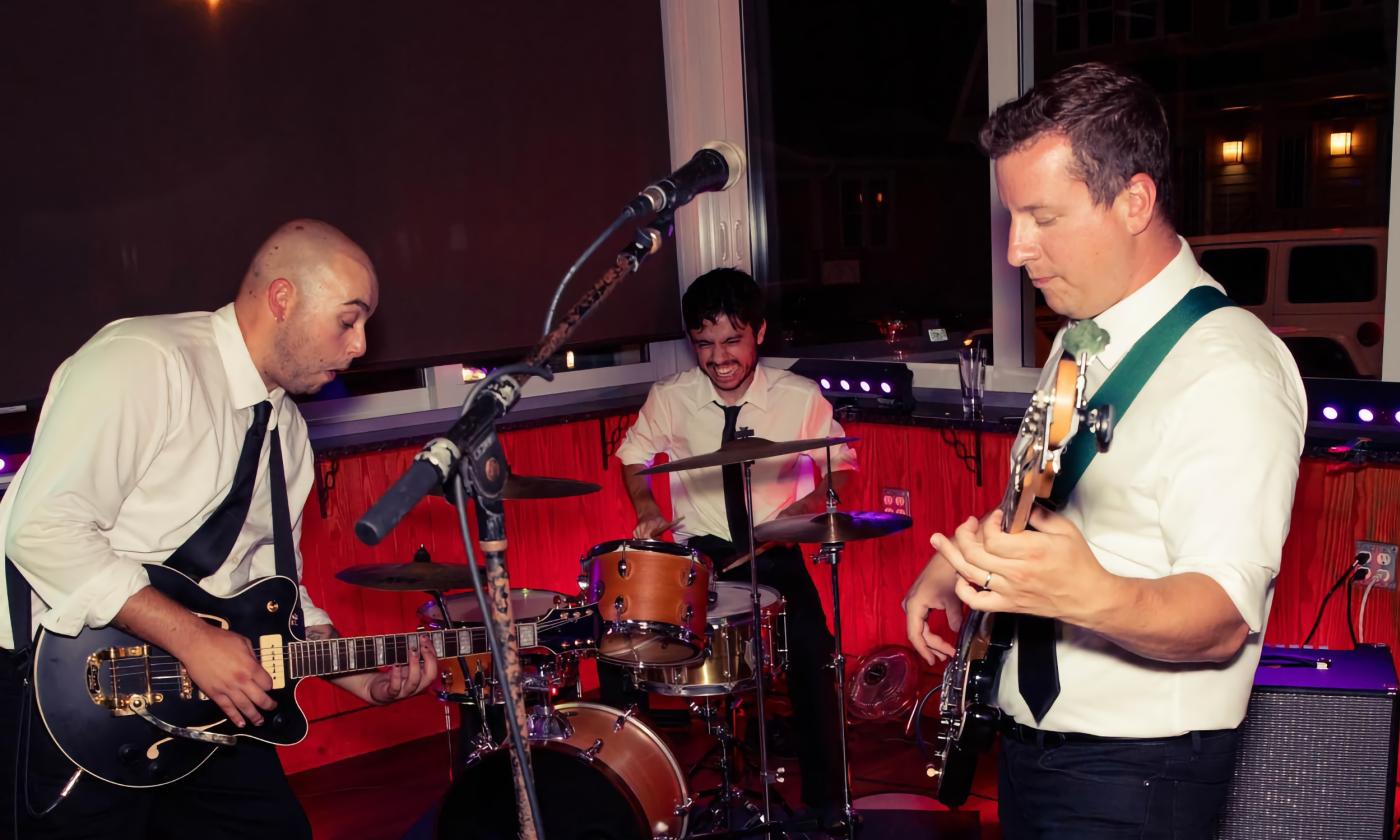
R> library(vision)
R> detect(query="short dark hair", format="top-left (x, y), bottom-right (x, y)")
top-left (681, 268), bottom-right (765, 333)
top-left (980, 62), bottom-right (1173, 222)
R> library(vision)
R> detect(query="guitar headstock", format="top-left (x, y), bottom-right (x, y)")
top-left (1004, 327), bottom-right (1114, 532)
top-left (533, 602), bottom-right (603, 658)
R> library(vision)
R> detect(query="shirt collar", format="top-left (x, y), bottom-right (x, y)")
top-left (688, 363), bottom-right (772, 412)
top-left (1092, 237), bottom-right (1206, 371)
top-left (212, 303), bottom-right (284, 412)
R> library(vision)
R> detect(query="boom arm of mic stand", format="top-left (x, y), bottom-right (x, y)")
top-left (355, 213), bottom-right (674, 546)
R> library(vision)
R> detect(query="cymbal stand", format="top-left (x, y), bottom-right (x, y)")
top-left (738, 446), bottom-right (777, 825)
top-left (810, 444), bottom-right (857, 834)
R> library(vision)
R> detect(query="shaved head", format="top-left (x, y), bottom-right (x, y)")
top-left (234, 219), bottom-right (379, 395)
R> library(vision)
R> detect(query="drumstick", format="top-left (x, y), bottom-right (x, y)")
top-left (722, 541), bottom-right (782, 573)
top-left (641, 516), bottom-right (685, 539)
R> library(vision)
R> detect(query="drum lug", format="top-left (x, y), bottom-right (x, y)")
top-left (617, 557), bottom-right (630, 578)
top-left (613, 596), bottom-right (626, 616)
top-left (674, 796), bottom-right (694, 817)
top-left (681, 604), bottom-right (694, 626)
top-left (684, 563), bottom-right (697, 586)
top-left (576, 573), bottom-right (589, 594)
top-left (614, 706), bottom-right (637, 732)
top-left (580, 738), bottom-right (604, 762)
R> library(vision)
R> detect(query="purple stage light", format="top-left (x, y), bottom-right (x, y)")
top-left (820, 378), bottom-right (832, 390)
top-left (1322, 405), bottom-right (1339, 421)
top-left (880, 382), bottom-right (892, 394)
top-left (1359, 408), bottom-right (1375, 423)
top-left (839, 379), bottom-right (851, 391)
top-left (859, 381), bottom-right (871, 392)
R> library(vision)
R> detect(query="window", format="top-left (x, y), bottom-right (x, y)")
top-left (1199, 248), bottom-right (1270, 306)
top-left (1288, 244), bottom-right (1378, 304)
top-left (742, 1), bottom-right (990, 363)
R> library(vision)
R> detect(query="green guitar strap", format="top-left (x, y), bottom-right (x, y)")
top-left (1049, 286), bottom-right (1234, 508)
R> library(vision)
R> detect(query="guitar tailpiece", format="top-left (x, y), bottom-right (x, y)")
top-left (129, 695), bottom-right (237, 746)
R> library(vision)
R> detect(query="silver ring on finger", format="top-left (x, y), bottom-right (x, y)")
top-left (982, 571), bottom-right (994, 591)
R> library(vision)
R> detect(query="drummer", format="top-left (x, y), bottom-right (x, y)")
top-left (607, 267), bottom-right (858, 818)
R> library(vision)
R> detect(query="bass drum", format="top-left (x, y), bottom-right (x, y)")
top-left (436, 702), bottom-right (689, 840)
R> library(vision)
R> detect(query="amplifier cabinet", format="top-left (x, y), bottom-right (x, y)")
top-left (1217, 644), bottom-right (1398, 840)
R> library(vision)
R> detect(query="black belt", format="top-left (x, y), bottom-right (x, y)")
top-left (1001, 719), bottom-right (1233, 749)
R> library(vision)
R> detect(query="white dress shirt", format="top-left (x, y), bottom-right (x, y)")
top-left (616, 364), bottom-right (858, 543)
top-left (0, 303), bottom-right (331, 649)
top-left (994, 239), bottom-right (1307, 736)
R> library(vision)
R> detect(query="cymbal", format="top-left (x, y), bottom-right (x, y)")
top-left (430, 474), bottom-right (601, 500)
top-left (335, 563), bottom-right (481, 592)
top-left (638, 436), bottom-right (858, 476)
top-left (753, 510), bottom-right (912, 544)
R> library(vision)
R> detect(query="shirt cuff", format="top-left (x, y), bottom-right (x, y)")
top-left (1171, 554), bottom-right (1274, 633)
top-left (37, 560), bottom-right (152, 638)
top-left (297, 585), bottom-right (333, 630)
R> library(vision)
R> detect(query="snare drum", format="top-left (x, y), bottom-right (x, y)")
top-left (635, 582), bottom-right (787, 697)
top-left (582, 539), bottom-right (711, 666)
top-left (436, 702), bottom-right (690, 839)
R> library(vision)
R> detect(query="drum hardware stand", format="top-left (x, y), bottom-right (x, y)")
top-left (687, 696), bottom-right (773, 833)
top-left (735, 436), bottom-right (779, 826)
top-left (808, 446), bottom-right (858, 837)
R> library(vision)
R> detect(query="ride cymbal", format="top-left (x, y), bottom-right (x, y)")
top-left (753, 510), bottom-right (912, 544)
top-left (638, 436), bottom-right (858, 475)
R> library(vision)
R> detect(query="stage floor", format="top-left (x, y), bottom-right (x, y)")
top-left (289, 697), bottom-right (1000, 840)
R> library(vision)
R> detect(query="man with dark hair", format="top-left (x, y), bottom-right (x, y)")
top-left (904, 63), bottom-right (1306, 837)
top-left (610, 267), bottom-right (857, 818)
top-left (0, 220), bottom-right (437, 839)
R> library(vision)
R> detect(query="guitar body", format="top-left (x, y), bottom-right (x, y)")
top-left (32, 565), bottom-right (309, 788)
top-left (930, 353), bottom-right (1106, 806)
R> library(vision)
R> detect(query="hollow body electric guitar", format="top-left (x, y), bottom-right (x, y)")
top-left (32, 564), bottom-right (601, 788)
top-left (928, 328), bottom-right (1113, 806)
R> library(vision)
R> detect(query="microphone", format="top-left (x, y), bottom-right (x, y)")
top-left (625, 141), bottom-right (746, 217)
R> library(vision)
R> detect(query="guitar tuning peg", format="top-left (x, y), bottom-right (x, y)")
top-left (1084, 404), bottom-right (1114, 453)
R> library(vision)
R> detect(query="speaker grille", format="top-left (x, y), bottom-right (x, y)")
top-left (1218, 688), bottom-right (1397, 840)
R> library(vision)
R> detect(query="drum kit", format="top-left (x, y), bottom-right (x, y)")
top-left (336, 436), bottom-right (912, 839)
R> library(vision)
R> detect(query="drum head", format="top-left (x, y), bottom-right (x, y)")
top-left (708, 582), bottom-right (780, 624)
top-left (420, 588), bottom-right (563, 626)
top-left (437, 746), bottom-right (649, 840)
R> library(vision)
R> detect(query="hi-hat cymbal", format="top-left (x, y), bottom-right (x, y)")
top-left (335, 563), bottom-right (481, 592)
top-left (753, 510), bottom-right (912, 544)
top-left (638, 436), bottom-right (858, 476)
top-left (430, 474), bottom-right (602, 500)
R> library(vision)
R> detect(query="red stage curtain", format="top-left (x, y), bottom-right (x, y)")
top-left (279, 416), bottom-right (1400, 774)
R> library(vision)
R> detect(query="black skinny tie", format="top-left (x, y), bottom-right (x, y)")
top-left (718, 402), bottom-right (751, 552)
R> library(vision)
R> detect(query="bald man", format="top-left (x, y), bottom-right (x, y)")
top-left (0, 220), bottom-right (433, 839)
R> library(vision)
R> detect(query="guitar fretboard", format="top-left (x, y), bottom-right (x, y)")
top-left (285, 622), bottom-right (537, 680)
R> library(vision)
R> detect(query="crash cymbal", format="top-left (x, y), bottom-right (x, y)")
top-left (638, 436), bottom-right (859, 475)
top-left (335, 563), bottom-right (481, 592)
top-left (429, 474), bottom-right (602, 500)
top-left (753, 510), bottom-right (912, 544)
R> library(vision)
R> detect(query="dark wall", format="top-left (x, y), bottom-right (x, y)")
top-left (0, 1), bottom-right (679, 405)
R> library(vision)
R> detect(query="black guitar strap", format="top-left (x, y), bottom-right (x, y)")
top-left (6, 556), bottom-right (32, 665)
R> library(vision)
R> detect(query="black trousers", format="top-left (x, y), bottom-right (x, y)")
top-left (998, 724), bottom-right (1240, 839)
top-left (1, 648), bottom-right (312, 840)
top-left (598, 539), bottom-right (843, 808)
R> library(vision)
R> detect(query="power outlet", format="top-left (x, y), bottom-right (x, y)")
top-left (1355, 540), bottom-right (1398, 590)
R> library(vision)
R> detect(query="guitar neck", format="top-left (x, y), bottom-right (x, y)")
top-left (286, 621), bottom-right (537, 680)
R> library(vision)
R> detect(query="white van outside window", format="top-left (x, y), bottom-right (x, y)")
top-left (1188, 228), bottom-right (1386, 378)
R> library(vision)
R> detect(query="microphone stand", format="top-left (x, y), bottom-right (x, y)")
top-left (356, 211), bottom-right (676, 840)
